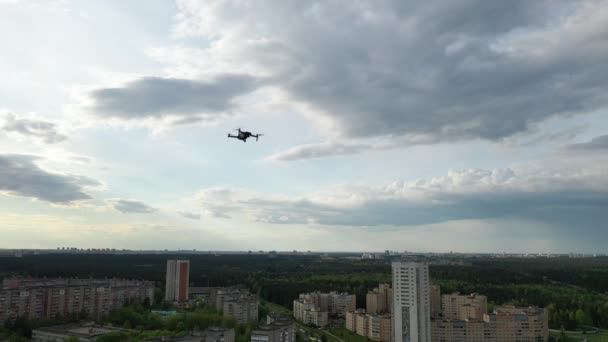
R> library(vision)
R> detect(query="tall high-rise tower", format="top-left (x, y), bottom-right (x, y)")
top-left (392, 261), bottom-right (431, 342)
top-left (165, 259), bottom-right (190, 302)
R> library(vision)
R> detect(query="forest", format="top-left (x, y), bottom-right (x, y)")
top-left (2, 253), bottom-right (608, 331)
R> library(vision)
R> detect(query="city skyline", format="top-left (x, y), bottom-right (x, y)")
top-left (1, 1), bottom-right (608, 253)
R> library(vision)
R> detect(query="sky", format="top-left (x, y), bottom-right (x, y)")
top-left (1, 0), bottom-right (608, 253)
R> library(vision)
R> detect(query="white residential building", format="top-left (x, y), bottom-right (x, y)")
top-left (392, 261), bottom-right (431, 342)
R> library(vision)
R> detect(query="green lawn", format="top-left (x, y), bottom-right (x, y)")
top-left (550, 330), bottom-right (608, 341)
top-left (261, 300), bottom-right (293, 315)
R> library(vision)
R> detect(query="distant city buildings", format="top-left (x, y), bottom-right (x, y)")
top-left (392, 261), bottom-right (432, 342)
top-left (251, 313), bottom-right (296, 342)
top-left (209, 288), bottom-right (258, 324)
top-left (0, 277), bottom-right (154, 322)
top-left (165, 259), bottom-right (190, 303)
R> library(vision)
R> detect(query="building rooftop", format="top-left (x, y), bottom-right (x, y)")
top-left (34, 323), bottom-right (125, 338)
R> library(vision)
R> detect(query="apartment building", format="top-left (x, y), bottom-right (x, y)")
top-left (432, 319), bottom-right (496, 342)
top-left (293, 298), bottom-right (329, 327)
top-left (367, 283), bottom-right (392, 314)
top-left (431, 306), bottom-right (548, 342)
top-left (490, 306), bottom-right (548, 342)
top-left (345, 309), bottom-right (392, 342)
top-left (165, 259), bottom-right (190, 303)
top-left (0, 278), bottom-right (154, 322)
top-left (297, 291), bottom-right (356, 318)
top-left (392, 261), bottom-right (431, 342)
top-left (209, 288), bottom-right (258, 324)
top-left (441, 292), bottom-right (488, 321)
top-left (430, 285), bottom-right (441, 320)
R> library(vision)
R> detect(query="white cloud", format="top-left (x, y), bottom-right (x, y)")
top-left (190, 163), bottom-right (608, 227)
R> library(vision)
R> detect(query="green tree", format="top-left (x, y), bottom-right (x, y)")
top-left (8, 335), bottom-right (28, 342)
top-left (153, 288), bottom-right (164, 307)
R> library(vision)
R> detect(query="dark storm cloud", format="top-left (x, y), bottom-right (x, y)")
top-left (177, 0), bottom-right (608, 147)
top-left (89, 74), bottom-right (259, 120)
top-left (565, 135), bottom-right (608, 151)
top-left (110, 199), bottom-right (157, 214)
top-left (2, 113), bottom-right (67, 143)
top-left (0, 154), bottom-right (98, 203)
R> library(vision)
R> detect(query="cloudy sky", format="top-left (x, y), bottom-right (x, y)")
top-left (1, 0), bottom-right (607, 253)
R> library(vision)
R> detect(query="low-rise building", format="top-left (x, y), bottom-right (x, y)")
top-left (200, 326), bottom-right (236, 342)
top-left (251, 314), bottom-right (295, 342)
top-left (146, 327), bottom-right (235, 342)
top-left (32, 323), bottom-right (125, 342)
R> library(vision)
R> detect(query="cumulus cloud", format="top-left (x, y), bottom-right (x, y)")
top-left (2, 113), bottom-right (67, 143)
top-left (268, 142), bottom-right (365, 161)
top-left (170, 0), bottom-right (608, 144)
top-left (110, 199), bottom-right (157, 214)
top-left (194, 188), bottom-right (248, 219)
top-left (179, 211), bottom-right (201, 220)
top-left (0, 154), bottom-right (99, 203)
top-left (191, 166), bottom-right (608, 228)
top-left (87, 74), bottom-right (260, 122)
top-left (565, 134), bottom-right (608, 151)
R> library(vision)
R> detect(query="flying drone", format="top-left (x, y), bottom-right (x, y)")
top-left (227, 128), bottom-right (263, 142)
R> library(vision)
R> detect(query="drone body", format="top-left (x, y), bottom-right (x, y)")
top-left (228, 128), bottom-right (263, 142)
